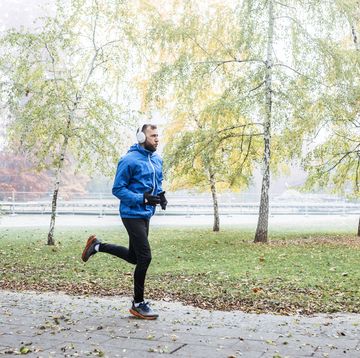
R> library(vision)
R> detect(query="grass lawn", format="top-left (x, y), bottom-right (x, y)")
top-left (1, 226), bottom-right (359, 314)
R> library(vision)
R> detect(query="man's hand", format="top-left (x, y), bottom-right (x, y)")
top-left (159, 191), bottom-right (168, 210)
top-left (143, 192), bottom-right (160, 206)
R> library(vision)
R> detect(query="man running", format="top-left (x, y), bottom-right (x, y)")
top-left (81, 124), bottom-right (167, 320)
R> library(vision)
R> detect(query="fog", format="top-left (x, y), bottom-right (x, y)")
top-left (0, 0), bottom-right (55, 32)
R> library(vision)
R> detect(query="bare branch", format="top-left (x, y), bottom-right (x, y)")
top-left (188, 35), bottom-right (212, 58)
top-left (274, 15), bottom-right (335, 59)
top-left (331, 115), bottom-right (360, 128)
top-left (333, 131), bottom-right (360, 143)
top-left (274, 1), bottom-right (296, 10)
top-left (211, 35), bottom-right (237, 60)
top-left (273, 62), bottom-right (331, 88)
top-left (99, 39), bottom-right (123, 50)
top-left (217, 132), bottom-right (264, 142)
top-left (197, 58), bottom-right (265, 76)
top-left (44, 42), bottom-right (71, 112)
top-left (217, 123), bottom-right (263, 134)
top-left (194, 58), bottom-right (265, 66)
top-left (249, 80), bottom-right (266, 93)
top-left (324, 144), bottom-right (360, 173)
top-left (92, 0), bottom-right (99, 51)
top-left (273, 62), bottom-right (305, 76)
top-left (303, 117), bottom-right (332, 145)
top-left (351, 25), bottom-right (359, 51)
top-left (238, 134), bottom-right (253, 177)
top-left (274, 15), bottom-right (303, 27)
top-left (189, 128), bottom-right (263, 161)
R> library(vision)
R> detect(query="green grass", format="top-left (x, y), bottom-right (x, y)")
top-left (1, 227), bottom-right (360, 314)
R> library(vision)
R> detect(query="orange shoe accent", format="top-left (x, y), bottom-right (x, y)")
top-left (129, 308), bottom-right (158, 320)
top-left (81, 235), bottom-right (97, 262)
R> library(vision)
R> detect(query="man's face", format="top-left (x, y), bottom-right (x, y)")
top-left (144, 127), bottom-right (159, 152)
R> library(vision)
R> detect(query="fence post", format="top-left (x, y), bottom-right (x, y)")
top-left (98, 192), bottom-right (103, 218)
top-left (186, 203), bottom-right (191, 218)
top-left (11, 191), bottom-right (16, 216)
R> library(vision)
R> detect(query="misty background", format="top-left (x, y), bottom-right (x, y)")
top-left (0, 0), bottom-right (311, 200)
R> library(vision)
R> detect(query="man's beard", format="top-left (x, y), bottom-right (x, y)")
top-left (144, 142), bottom-right (156, 152)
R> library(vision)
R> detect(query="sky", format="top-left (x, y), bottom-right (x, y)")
top-left (0, 0), bottom-right (55, 32)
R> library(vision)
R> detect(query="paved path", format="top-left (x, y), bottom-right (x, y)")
top-left (0, 291), bottom-right (359, 357)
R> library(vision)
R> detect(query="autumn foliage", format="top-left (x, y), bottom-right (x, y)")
top-left (0, 152), bottom-right (89, 200)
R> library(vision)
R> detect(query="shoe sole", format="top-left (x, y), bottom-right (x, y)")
top-left (129, 308), bottom-right (158, 320)
top-left (81, 235), bottom-right (97, 262)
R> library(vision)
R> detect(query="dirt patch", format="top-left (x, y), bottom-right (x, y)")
top-left (269, 235), bottom-right (360, 247)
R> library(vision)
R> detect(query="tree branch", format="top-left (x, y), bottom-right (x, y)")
top-left (44, 42), bottom-right (71, 112)
top-left (273, 62), bottom-right (331, 88)
top-left (211, 35), bottom-right (237, 60)
top-left (355, 156), bottom-right (360, 193)
top-left (238, 134), bottom-right (253, 177)
top-left (194, 58), bottom-right (265, 66)
top-left (249, 80), bottom-right (266, 93)
top-left (351, 25), bottom-right (359, 51)
top-left (324, 144), bottom-right (360, 173)
top-left (274, 1), bottom-right (296, 10)
top-left (217, 123), bottom-right (263, 134)
top-left (333, 131), bottom-right (360, 143)
top-left (188, 35), bottom-right (212, 58)
top-left (92, 0), bottom-right (99, 51)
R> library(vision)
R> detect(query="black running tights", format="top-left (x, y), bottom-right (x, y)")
top-left (99, 218), bottom-right (151, 303)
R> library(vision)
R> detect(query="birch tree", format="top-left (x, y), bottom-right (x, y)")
top-left (301, 1), bottom-right (360, 235)
top-left (141, 0), bottom-right (330, 242)
top-left (1, 0), bottom-right (138, 245)
top-left (163, 97), bottom-right (261, 231)
top-left (254, 0), bottom-right (274, 243)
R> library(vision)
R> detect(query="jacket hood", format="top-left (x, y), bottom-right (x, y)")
top-left (128, 143), bottom-right (155, 156)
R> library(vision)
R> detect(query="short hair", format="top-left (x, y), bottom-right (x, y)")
top-left (140, 124), bottom-right (157, 132)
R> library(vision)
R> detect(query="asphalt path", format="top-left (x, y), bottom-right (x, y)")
top-left (1, 291), bottom-right (359, 357)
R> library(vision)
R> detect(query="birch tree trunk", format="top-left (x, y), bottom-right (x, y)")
top-left (47, 142), bottom-right (68, 245)
top-left (254, 0), bottom-right (274, 243)
top-left (351, 2), bottom-right (360, 51)
top-left (209, 168), bottom-right (220, 232)
top-left (47, 128), bottom-right (70, 245)
top-left (350, 15), bottom-right (359, 236)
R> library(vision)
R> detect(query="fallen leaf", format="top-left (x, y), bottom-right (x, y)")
top-left (20, 346), bottom-right (31, 354)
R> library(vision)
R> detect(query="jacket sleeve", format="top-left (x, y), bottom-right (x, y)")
top-left (156, 158), bottom-right (164, 194)
top-left (112, 158), bottom-right (144, 205)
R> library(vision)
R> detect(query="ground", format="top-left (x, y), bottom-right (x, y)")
top-left (1, 290), bottom-right (360, 357)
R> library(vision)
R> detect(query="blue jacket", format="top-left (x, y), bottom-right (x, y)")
top-left (112, 144), bottom-right (163, 219)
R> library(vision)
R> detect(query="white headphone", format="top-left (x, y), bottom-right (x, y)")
top-left (136, 126), bottom-right (146, 144)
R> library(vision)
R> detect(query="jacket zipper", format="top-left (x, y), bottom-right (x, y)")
top-left (148, 154), bottom-right (156, 194)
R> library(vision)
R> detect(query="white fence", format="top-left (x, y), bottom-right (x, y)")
top-left (0, 191), bottom-right (359, 216)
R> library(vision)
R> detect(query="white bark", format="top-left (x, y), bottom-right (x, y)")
top-left (209, 168), bottom-right (220, 232)
top-left (350, 10), bottom-right (359, 236)
top-left (254, 0), bottom-right (274, 243)
top-left (47, 147), bottom-right (66, 245)
top-left (351, 2), bottom-right (360, 51)
top-left (47, 121), bottom-right (71, 245)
